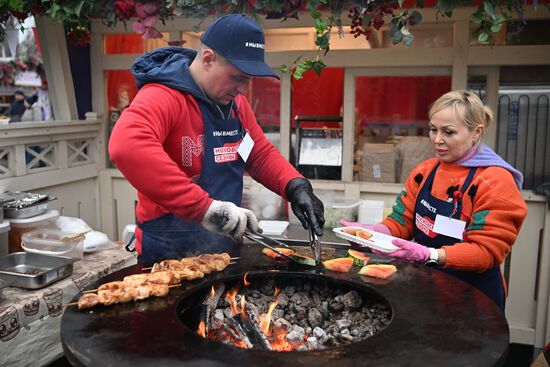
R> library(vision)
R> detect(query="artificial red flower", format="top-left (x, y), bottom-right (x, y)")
top-left (67, 27), bottom-right (92, 46)
top-left (10, 11), bottom-right (28, 21)
top-left (135, 1), bottom-right (160, 18)
top-left (114, 0), bottom-right (135, 21)
top-left (30, 5), bottom-right (44, 15)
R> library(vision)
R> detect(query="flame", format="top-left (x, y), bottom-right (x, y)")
top-left (225, 287), bottom-right (239, 316)
top-left (269, 321), bottom-right (293, 352)
top-left (243, 272), bottom-right (250, 286)
top-left (210, 286), bottom-right (215, 298)
top-left (259, 287), bottom-right (280, 335)
top-left (197, 321), bottom-right (206, 338)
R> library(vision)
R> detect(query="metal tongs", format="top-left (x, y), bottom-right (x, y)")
top-left (243, 230), bottom-right (317, 267)
top-left (309, 226), bottom-right (321, 263)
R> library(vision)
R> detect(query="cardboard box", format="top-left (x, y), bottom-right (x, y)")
top-left (358, 143), bottom-right (396, 183)
top-left (395, 136), bottom-right (433, 183)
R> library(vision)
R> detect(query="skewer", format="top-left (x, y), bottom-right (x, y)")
top-left (141, 258), bottom-right (238, 271)
top-left (66, 284), bottom-right (182, 308)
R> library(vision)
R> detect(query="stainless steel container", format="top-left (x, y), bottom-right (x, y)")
top-left (1, 192), bottom-right (56, 219)
top-left (0, 252), bottom-right (76, 289)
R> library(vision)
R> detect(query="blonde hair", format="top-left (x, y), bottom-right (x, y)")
top-left (428, 90), bottom-right (493, 142)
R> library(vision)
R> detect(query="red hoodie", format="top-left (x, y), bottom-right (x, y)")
top-left (109, 83), bottom-right (301, 252)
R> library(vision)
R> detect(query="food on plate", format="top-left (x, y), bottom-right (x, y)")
top-left (342, 227), bottom-right (360, 235)
top-left (355, 230), bottom-right (373, 240)
top-left (358, 264), bottom-right (397, 279)
top-left (322, 257), bottom-right (354, 272)
top-left (289, 254), bottom-right (317, 266)
top-left (262, 247), bottom-right (295, 259)
top-left (347, 249), bottom-right (371, 266)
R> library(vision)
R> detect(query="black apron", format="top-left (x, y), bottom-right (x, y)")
top-left (138, 102), bottom-right (245, 265)
top-left (413, 163), bottom-right (505, 310)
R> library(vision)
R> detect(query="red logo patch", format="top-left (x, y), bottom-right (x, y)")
top-left (415, 213), bottom-right (437, 238)
top-left (213, 141), bottom-right (241, 163)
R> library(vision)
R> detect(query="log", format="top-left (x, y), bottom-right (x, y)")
top-left (234, 302), bottom-right (272, 351)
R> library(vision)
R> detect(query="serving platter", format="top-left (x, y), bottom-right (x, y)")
top-left (332, 226), bottom-right (400, 253)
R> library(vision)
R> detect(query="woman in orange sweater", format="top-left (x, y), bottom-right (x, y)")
top-left (344, 90), bottom-right (527, 310)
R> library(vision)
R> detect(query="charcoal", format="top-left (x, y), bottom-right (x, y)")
top-left (285, 285), bottom-right (296, 297)
top-left (286, 329), bottom-right (304, 348)
top-left (206, 277), bottom-right (391, 351)
top-left (313, 326), bottom-right (326, 339)
top-left (276, 293), bottom-right (289, 308)
top-left (341, 291), bottom-right (363, 310)
top-left (274, 318), bottom-right (292, 331)
top-left (290, 292), bottom-right (305, 305)
top-left (307, 308), bottom-right (324, 328)
top-left (328, 297), bottom-right (344, 312)
top-left (306, 336), bottom-right (318, 349)
top-left (336, 319), bottom-right (351, 330)
top-left (318, 301), bottom-right (330, 319)
top-left (210, 309), bottom-right (225, 330)
top-left (312, 292), bottom-right (322, 307)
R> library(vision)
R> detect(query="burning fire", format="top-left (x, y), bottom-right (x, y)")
top-left (225, 286), bottom-right (239, 316)
top-left (197, 321), bottom-right (206, 338)
top-left (197, 275), bottom-right (304, 352)
top-left (260, 287), bottom-right (280, 334)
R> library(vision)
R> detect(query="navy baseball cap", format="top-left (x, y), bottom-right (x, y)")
top-left (201, 14), bottom-right (279, 79)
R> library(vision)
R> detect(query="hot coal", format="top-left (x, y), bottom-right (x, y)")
top-left (197, 276), bottom-right (391, 351)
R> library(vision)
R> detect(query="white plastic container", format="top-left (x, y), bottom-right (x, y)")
top-left (358, 200), bottom-right (385, 225)
top-left (21, 228), bottom-right (84, 260)
top-left (0, 220), bottom-right (10, 256)
top-left (8, 210), bottom-right (60, 253)
top-left (258, 220), bottom-right (289, 236)
top-left (322, 197), bottom-right (361, 229)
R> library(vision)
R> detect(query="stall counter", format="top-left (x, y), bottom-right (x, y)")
top-left (0, 245), bottom-right (137, 366)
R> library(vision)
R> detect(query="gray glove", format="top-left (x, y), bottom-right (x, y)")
top-left (200, 200), bottom-right (259, 241)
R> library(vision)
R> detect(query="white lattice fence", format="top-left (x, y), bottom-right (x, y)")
top-left (25, 143), bottom-right (56, 172)
top-left (0, 146), bottom-right (14, 178)
top-left (68, 138), bottom-right (95, 167)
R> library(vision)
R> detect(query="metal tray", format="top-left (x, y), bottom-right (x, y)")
top-left (0, 252), bottom-right (76, 289)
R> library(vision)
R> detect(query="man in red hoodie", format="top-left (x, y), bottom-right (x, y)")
top-left (109, 14), bottom-right (324, 265)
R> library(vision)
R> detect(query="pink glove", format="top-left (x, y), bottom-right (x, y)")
top-left (380, 238), bottom-right (430, 263)
top-left (338, 220), bottom-right (392, 236)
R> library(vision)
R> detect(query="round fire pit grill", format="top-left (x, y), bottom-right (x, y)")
top-left (61, 243), bottom-right (509, 367)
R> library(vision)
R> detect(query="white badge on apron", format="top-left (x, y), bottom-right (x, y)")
top-left (237, 133), bottom-right (254, 162)
top-left (433, 214), bottom-right (466, 240)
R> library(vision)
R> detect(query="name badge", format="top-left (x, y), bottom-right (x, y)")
top-left (433, 214), bottom-right (466, 240)
top-left (237, 133), bottom-right (254, 162)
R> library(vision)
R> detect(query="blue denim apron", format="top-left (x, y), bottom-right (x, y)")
top-left (138, 102), bottom-right (245, 265)
top-left (413, 163), bottom-right (505, 310)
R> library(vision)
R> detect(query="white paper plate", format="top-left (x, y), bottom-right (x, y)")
top-left (258, 220), bottom-right (289, 236)
top-left (332, 226), bottom-right (399, 253)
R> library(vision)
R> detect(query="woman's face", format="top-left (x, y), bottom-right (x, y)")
top-left (429, 106), bottom-right (481, 163)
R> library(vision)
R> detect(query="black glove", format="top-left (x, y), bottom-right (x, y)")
top-left (285, 178), bottom-right (325, 236)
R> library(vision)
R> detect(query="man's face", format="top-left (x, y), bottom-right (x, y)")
top-left (202, 52), bottom-right (251, 106)
top-left (14, 94), bottom-right (24, 101)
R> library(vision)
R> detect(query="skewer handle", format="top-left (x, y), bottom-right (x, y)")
top-left (82, 289), bottom-right (98, 294)
top-left (63, 302), bottom-right (79, 307)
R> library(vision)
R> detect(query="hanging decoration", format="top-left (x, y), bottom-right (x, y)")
top-left (0, 0), bottom-right (546, 78)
